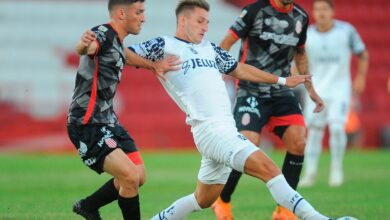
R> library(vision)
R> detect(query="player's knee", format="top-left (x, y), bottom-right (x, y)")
top-left (118, 171), bottom-right (140, 192)
top-left (138, 172), bottom-right (146, 187)
top-left (289, 137), bottom-right (306, 155)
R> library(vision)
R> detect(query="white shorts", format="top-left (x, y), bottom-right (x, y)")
top-left (304, 97), bottom-right (350, 128)
top-left (191, 119), bottom-right (259, 184)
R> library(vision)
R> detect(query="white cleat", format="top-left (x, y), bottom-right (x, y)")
top-left (331, 216), bottom-right (358, 220)
top-left (298, 174), bottom-right (316, 188)
top-left (329, 169), bottom-right (343, 187)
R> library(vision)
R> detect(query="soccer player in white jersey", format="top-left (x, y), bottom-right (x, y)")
top-left (130, 1), bottom-right (356, 219)
top-left (299, 0), bottom-right (369, 188)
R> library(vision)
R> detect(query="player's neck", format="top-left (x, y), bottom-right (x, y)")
top-left (317, 20), bottom-right (333, 33)
top-left (271, 0), bottom-right (293, 11)
top-left (109, 20), bottom-right (127, 42)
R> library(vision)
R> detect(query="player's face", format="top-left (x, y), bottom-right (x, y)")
top-left (123, 2), bottom-right (145, 35)
top-left (279, 0), bottom-right (295, 5)
top-left (312, 1), bottom-right (334, 25)
top-left (184, 7), bottom-right (209, 44)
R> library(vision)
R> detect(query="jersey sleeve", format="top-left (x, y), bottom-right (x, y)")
top-left (91, 25), bottom-right (112, 57)
top-left (128, 37), bottom-right (165, 61)
top-left (348, 24), bottom-right (366, 54)
top-left (229, 3), bottom-right (258, 39)
top-left (211, 43), bottom-right (238, 74)
top-left (297, 17), bottom-right (309, 48)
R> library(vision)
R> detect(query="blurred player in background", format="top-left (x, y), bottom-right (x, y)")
top-left (211, 0), bottom-right (324, 219)
top-left (299, 0), bottom-right (369, 188)
top-left (67, 0), bottom-right (179, 219)
top-left (130, 1), bottom-right (356, 220)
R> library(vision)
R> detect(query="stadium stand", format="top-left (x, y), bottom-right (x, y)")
top-left (0, 0), bottom-right (388, 150)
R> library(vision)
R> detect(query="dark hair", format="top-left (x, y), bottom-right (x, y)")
top-left (313, 0), bottom-right (334, 8)
top-left (175, 0), bottom-right (210, 17)
top-left (108, 0), bottom-right (145, 11)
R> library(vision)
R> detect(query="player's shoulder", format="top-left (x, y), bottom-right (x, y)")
top-left (334, 19), bottom-right (355, 30)
top-left (292, 3), bottom-right (309, 19)
top-left (91, 24), bottom-right (117, 41)
top-left (243, 0), bottom-right (264, 13)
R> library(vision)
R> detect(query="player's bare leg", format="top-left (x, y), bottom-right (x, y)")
top-left (212, 130), bottom-right (260, 220)
top-left (103, 149), bottom-right (141, 220)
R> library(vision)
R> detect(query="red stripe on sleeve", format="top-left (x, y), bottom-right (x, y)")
top-left (228, 29), bottom-right (240, 40)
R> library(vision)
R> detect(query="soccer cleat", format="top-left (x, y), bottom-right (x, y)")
top-left (329, 169), bottom-right (343, 187)
top-left (73, 199), bottom-right (102, 220)
top-left (330, 217), bottom-right (358, 220)
top-left (271, 205), bottom-right (298, 220)
top-left (298, 171), bottom-right (316, 188)
top-left (211, 197), bottom-right (234, 220)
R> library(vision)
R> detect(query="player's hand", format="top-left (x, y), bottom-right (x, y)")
top-left (309, 91), bottom-right (324, 113)
top-left (285, 75), bottom-right (311, 88)
top-left (153, 55), bottom-right (181, 81)
top-left (81, 30), bottom-right (97, 47)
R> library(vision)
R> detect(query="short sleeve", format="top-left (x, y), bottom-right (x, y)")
top-left (211, 43), bottom-right (238, 74)
top-left (128, 37), bottom-right (165, 61)
top-left (297, 17), bottom-right (309, 48)
top-left (91, 25), bottom-right (112, 57)
top-left (229, 3), bottom-right (259, 39)
top-left (348, 25), bottom-right (366, 54)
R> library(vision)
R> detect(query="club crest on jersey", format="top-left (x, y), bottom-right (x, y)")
top-left (182, 58), bottom-right (218, 75)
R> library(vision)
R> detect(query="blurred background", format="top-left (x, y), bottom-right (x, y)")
top-left (0, 0), bottom-right (389, 152)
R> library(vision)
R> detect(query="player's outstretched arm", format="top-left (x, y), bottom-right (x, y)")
top-left (125, 48), bottom-right (181, 80)
top-left (219, 33), bottom-right (239, 51)
top-left (229, 63), bottom-right (310, 88)
top-left (76, 30), bottom-right (98, 56)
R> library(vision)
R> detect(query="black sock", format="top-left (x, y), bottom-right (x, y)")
top-left (84, 178), bottom-right (118, 211)
top-left (118, 194), bottom-right (140, 220)
top-left (220, 169), bottom-right (242, 203)
top-left (282, 152), bottom-right (304, 190)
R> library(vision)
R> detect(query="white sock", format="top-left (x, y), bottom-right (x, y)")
top-left (304, 127), bottom-right (325, 177)
top-left (151, 193), bottom-right (201, 220)
top-left (266, 175), bottom-right (329, 220)
top-left (329, 123), bottom-right (347, 171)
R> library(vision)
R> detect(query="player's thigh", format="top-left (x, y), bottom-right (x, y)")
top-left (103, 148), bottom-right (138, 182)
top-left (327, 99), bottom-right (349, 125)
top-left (240, 130), bottom-right (261, 146)
top-left (282, 125), bottom-right (307, 155)
top-left (194, 180), bottom-right (225, 208)
top-left (243, 150), bottom-right (281, 182)
top-left (304, 97), bottom-right (327, 129)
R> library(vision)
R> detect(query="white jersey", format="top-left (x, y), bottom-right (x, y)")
top-left (129, 36), bottom-right (238, 126)
top-left (306, 20), bottom-right (365, 102)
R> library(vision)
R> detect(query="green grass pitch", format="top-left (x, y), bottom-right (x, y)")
top-left (0, 150), bottom-right (389, 219)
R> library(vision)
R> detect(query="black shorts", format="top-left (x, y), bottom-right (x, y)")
top-left (233, 92), bottom-right (305, 139)
top-left (67, 123), bottom-right (139, 174)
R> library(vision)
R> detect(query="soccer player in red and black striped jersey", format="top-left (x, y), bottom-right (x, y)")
top-left (67, 0), bottom-right (179, 219)
top-left (212, 0), bottom-right (324, 219)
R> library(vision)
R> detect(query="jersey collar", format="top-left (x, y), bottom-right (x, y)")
top-left (270, 0), bottom-right (294, 13)
top-left (174, 36), bottom-right (192, 44)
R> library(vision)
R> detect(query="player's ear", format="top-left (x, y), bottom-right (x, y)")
top-left (117, 7), bottom-right (126, 21)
